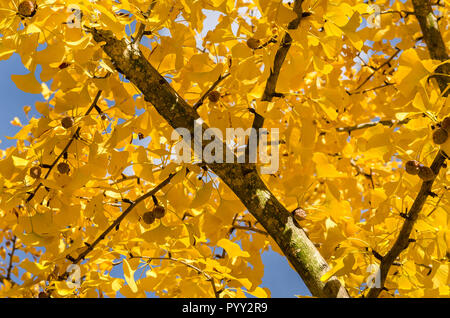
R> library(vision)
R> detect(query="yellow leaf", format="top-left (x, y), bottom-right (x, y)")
top-left (11, 72), bottom-right (42, 94)
top-left (190, 182), bottom-right (213, 208)
top-left (247, 286), bottom-right (270, 298)
top-left (20, 259), bottom-right (50, 277)
top-left (123, 258), bottom-right (138, 293)
top-left (313, 153), bottom-right (344, 178)
top-left (10, 117), bottom-right (22, 127)
top-left (321, 258), bottom-right (345, 282)
top-left (217, 238), bottom-right (250, 259)
top-left (12, 155), bottom-right (29, 167)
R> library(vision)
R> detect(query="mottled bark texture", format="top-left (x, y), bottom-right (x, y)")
top-left (366, 0), bottom-right (449, 298)
top-left (412, 0), bottom-right (449, 96)
top-left (88, 28), bottom-right (350, 298)
top-left (261, 0), bottom-right (304, 101)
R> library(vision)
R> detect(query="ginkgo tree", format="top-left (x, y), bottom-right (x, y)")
top-left (0, 0), bottom-right (449, 298)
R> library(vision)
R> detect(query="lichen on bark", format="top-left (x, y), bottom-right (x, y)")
top-left (89, 27), bottom-right (350, 298)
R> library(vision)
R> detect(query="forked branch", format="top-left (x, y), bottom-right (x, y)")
top-left (366, 0), bottom-right (449, 297)
top-left (58, 171), bottom-right (179, 280)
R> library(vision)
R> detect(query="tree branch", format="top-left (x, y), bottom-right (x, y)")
top-left (6, 236), bottom-right (17, 282)
top-left (411, 0), bottom-right (449, 95)
top-left (366, 151), bottom-right (446, 297)
top-left (336, 118), bottom-right (411, 133)
top-left (261, 0), bottom-right (304, 101)
top-left (133, 1), bottom-right (157, 47)
top-left (232, 224), bottom-right (268, 236)
top-left (366, 0), bottom-right (449, 297)
top-left (58, 171), bottom-right (178, 280)
top-left (193, 73), bottom-right (230, 110)
top-left (26, 89), bottom-right (104, 203)
top-left (351, 48), bottom-right (401, 93)
top-left (132, 255), bottom-right (220, 298)
top-left (88, 27), bottom-right (350, 298)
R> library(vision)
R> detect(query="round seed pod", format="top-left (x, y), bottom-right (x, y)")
top-left (57, 162), bottom-right (70, 174)
top-left (38, 291), bottom-right (49, 298)
top-left (30, 166), bottom-right (42, 179)
top-left (142, 211), bottom-right (156, 225)
top-left (441, 117), bottom-right (450, 132)
top-left (208, 91), bottom-right (221, 103)
top-left (246, 38), bottom-right (260, 49)
top-left (58, 62), bottom-right (70, 70)
top-left (418, 165), bottom-right (435, 181)
top-left (432, 128), bottom-right (448, 145)
top-left (61, 116), bottom-right (74, 129)
top-left (18, 1), bottom-right (36, 17)
top-left (152, 205), bottom-right (166, 219)
top-left (292, 207), bottom-right (307, 221)
top-left (405, 160), bottom-right (420, 175)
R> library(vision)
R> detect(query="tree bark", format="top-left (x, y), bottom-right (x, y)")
top-left (366, 0), bottom-right (449, 297)
top-left (88, 28), bottom-right (350, 298)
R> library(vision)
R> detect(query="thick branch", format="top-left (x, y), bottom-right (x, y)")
top-left (261, 0), bottom-right (304, 101)
top-left (367, 0), bottom-right (449, 297)
top-left (366, 151), bottom-right (446, 297)
top-left (88, 28), bottom-right (350, 298)
top-left (411, 0), bottom-right (449, 95)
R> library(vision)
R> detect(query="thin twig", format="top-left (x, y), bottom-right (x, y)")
top-left (6, 236), bottom-right (17, 281)
top-left (261, 0), bottom-right (304, 101)
top-left (232, 225), bottom-right (268, 235)
top-left (26, 89), bottom-right (104, 203)
top-left (426, 190), bottom-right (445, 217)
top-left (193, 73), bottom-right (231, 110)
top-left (351, 48), bottom-right (401, 93)
top-left (336, 118), bottom-right (411, 133)
top-left (348, 82), bottom-right (394, 95)
top-left (350, 159), bottom-right (375, 189)
top-left (133, 1), bottom-right (157, 47)
top-left (57, 171), bottom-right (179, 280)
top-left (134, 256), bottom-right (220, 298)
top-left (110, 174), bottom-right (141, 185)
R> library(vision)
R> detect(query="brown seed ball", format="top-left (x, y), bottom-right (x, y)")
top-left (293, 207), bottom-right (307, 221)
top-left (432, 128), bottom-right (448, 145)
top-left (38, 291), bottom-right (49, 298)
top-left (142, 211), bottom-right (156, 225)
top-left (152, 205), bottom-right (166, 219)
top-left (57, 162), bottom-right (70, 174)
top-left (30, 166), bottom-right (42, 179)
top-left (58, 62), bottom-right (70, 70)
top-left (405, 160), bottom-right (420, 175)
top-left (61, 116), bottom-right (74, 129)
top-left (441, 117), bottom-right (450, 132)
top-left (418, 165), bottom-right (435, 181)
top-left (18, 1), bottom-right (36, 17)
top-left (246, 38), bottom-right (260, 49)
top-left (208, 91), bottom-right (221, 103)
